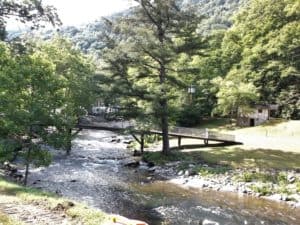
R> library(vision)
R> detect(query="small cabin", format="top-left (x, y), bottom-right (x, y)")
top-left (237, 104), bottom-right (278, 127)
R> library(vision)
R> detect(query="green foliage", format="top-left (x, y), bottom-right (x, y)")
top-left (0, 0), bottom-right (61, 40)
top-left (219, 0), bottom-right (300, 119)
top-left (197, 165), bottom-right (230, 176)
top-left (238, 172), bottom-right (275, 183)
top-left (177, 104), bottom-right (203, 127)
top-left (212, 73), bottom-right (259, 117)
top-left (143, 151), bottom-right (192, 165)
top-left (99, 0), bottom-right (205, 154)
top-left (296, 181), bottom-right (300, 193)
top-left (0, 37), bottom-right (96, 175)
top-left (0, 139), bottom-right (20, 163)
top-left (250, 183), bottom-right (273, 196)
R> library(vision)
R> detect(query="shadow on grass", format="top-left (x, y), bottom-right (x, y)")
top-left (170, 142), bottom-right (240, 151)
top-left (0, 177), bottom-right (55, 198)
top-left (144, 147), bottom-right (300, 171)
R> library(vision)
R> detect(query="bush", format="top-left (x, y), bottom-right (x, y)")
top-left (0, 139), bottom-right (21, 163)
top-left (238, 172), bottom-right (275, 183)
top-left (177, 105), bottom-right (202, 127)
top-left (250, 184), bottom-right (273, 196)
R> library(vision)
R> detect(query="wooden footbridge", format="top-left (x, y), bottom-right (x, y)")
top-left (77, 121), bottom-right (242, 152)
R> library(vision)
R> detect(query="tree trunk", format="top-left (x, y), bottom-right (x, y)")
top-left (158, 26), bottom-right (170, 155)
top-left (66, 128), bottom-right (72, 155)
top-left (24, 147), bottom-right (31, 186)
top-left (160, 98), bottom-right (170, 155)
top-left (159, 62), bottom-right (170, 155)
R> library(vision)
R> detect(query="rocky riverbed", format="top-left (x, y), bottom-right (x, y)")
top-left (2, 128), bottom-right (300, 225)
top-left (137, 159), bottom-right (300, 208)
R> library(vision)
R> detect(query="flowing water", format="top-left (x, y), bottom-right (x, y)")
top-left (28, 129), bottom-right (300, 225)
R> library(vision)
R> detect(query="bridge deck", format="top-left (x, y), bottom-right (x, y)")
top-left (77, 123), bottom-right (241, 144)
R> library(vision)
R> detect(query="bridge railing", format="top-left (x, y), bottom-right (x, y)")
top-left (208, 131), bottom-right (236, 142)
top-left (78, 120), bottom-right (237, 142)
top-left (169, 127), bottom-right (207, 137)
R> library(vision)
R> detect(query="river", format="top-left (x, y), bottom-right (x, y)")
top-left (28, 129), bottom-right (300, 225)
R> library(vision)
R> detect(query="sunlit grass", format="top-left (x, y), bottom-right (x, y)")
top-left (0, 210), bottom-right (22, 225)
top-left (231, 120), bottom-right (300, 137)
top-left (0, 178), bottom-right (108, 225)
top-left (197, 147), bottom-right (300, 170)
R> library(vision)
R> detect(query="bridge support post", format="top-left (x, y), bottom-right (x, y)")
top-left (204, 139), bottom-right (208, 146)
top-left (178, 137), bottom-right (181, 148)
top-left (140, 133), bottom-right (144, 153)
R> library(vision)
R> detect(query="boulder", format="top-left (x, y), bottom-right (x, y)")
top-left (109, 215), bottom-right (148, 225)
top-left (147, 161), bottom-right (155, 167)
top-left (287, 174), bottom-right (296, 183)
top-left (12, 172), bottom-right (23, 181)
top-left (184, 170), bottom-right (192, 177)
top-left (123, 159), bottom-right (140, 168)
top-left (133, 150), bottom-right (142, 156)
top-left (202, 219), bottom-right (220, 225)
top-left (265, 194), bottom-right (282, 202)
top-left (147, 167), bottom-right (156, 173)
top-left (177, 170), bottom-right (184, 176)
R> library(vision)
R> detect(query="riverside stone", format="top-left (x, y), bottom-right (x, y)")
top-left (287, 174), bottom-right (296, 183)
top-left (202, 219), bottom-right (219, 225)
top-left (177, 170), bottom-right (184, 176)
top-left (184, 170), bottom-right (191, 177)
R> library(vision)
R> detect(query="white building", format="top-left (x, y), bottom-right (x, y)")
top-left (237, 104), bottom-right (278, 127)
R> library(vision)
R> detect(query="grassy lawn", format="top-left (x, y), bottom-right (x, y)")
top-left (145, 119), bottom-right (300, 170)
top-left (144, 146), bottom-right (300, 171)
top-left (196, 147), bottom-right (300, 170)
top-left (0, 210), bottom-right (21, 225)
top-left (0, 177), bottom-right (108, 225)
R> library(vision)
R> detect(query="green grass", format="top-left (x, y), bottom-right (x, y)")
top-left (143, 151), bottom-right (199, 165)
top-left (198, 147), bottom-right (300, 170)
top-left (250, 183), bottom-right (273, 196)
top-left (0, 177), bottom-right (108, 225)
top-left (236, 171), bottom-right (289, 183)
top-left (144, 145), bottom-right (300, 171)
top-left (195, 118), bottom-right (233, 130)
top-left (232, 119), bottom-right (300, 137)
top-left (197, 165), bottom-right (230, 176)
top-left (0, 211), bottom-right (22, 225)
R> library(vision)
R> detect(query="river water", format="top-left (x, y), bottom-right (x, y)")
top-left (28, 129), bottom-right (300, 225)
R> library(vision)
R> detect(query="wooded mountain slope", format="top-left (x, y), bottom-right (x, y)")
top-left (24, 0), bottom-right (246, 55)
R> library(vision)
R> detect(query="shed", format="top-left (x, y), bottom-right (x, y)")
top-left (237, 104), bottom-right (278, 127)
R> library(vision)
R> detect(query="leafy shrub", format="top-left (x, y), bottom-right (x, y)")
top-left (250, 184), bottom-right (273, 196)
top-left (0, 139), bottom-right (21, 163)
top-left (238, 172), bottom-right (275, 183)
top-left (198, 165), bottom-right (230, 176)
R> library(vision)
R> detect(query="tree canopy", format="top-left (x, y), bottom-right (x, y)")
top-left (0, 38), bottom-right (95, 183)
top-left (219, 0), bottom-right (300, 119)
top-left (0, 0), bottom-right (61, 39)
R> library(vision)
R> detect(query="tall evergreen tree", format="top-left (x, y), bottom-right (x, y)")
top-left (99, 0), bottom-right (203, 155)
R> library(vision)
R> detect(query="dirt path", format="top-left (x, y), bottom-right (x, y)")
top-left (0, 196), bottom-right (77, 225)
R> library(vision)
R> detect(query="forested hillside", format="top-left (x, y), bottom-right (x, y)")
top-left (21, 0), bottom-right (246, 55)
top-left (2, 0), bottom-right (299, 157)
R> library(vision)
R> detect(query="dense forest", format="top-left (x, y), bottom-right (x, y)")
top-left (1, 0), bottom-right (299, 158)
top-left (16, 0), bottom-right (247, 55)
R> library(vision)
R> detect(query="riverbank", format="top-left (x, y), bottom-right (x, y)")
top-left (2, 125), bottom-right (300, 224)
top-left (0, 177), bottom-right (107, 224)
top-left (0, 128), bottom-right (149, 225)
top-left (141, 154), bottom-right (300, 208)
top-left (0, 176), bottom-right (149, 225)
top-left (141, 120), bottom-right (300, 208)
